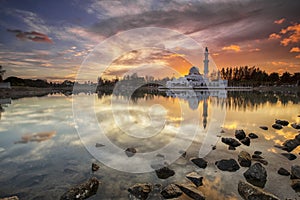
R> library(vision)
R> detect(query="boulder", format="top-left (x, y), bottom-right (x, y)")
top-left (240, 137), bottom-right (251, 146)
top-left (235, 129), bottom-right (246, 140)
top-left (277, 167), bottom-right (290, 176)
top-left (291, 179), bottom-right (300, 192)
top-left (215, 159), bottom-right (240, 172)
top-left (155, 167), bottom-right (175, 179)
top-left (238, 181), bottom-right (279, 200)
top-left (60, 177), bottom-right (100, 200)
top-left (275, 119), bottom-right (289, 126)
top-left (92, 163), bottom-right (99, 172)
top-left (259, 126), bottom-right (268, 130)
top-left (243, 163), bottom-right (267, 188)
top-left (248, 133), bottom-right (258, 139)
top-left (291, 165), bottom-right (300, 179)
top-left (176, 184), bottom-right (205, 200)
top-left (221, 138), bottom-right (241, 147)
top-left (95, 143), bottom-right (105, 148)
top-left (228, 146), bottom-right (236, 150)
top-left (272, 124), bottom-right (282, 130)
top-left (238, 151), bottom-right (252, 167)
top-left (186, 172), bottom-right (203, 187)
top-left (125, 147), bottom-right (137, 157)
top-left (291, 123), bottom-right (300, 129)
top-left (254, 151), bottom-right (262, 155)
top-left (160, 184), bottom-right (182, 199)
top-left (128, 183), bottom-right (152, 200)
top-left (282, 139), bottom-right (300, 152)
top-left (281, 153), bottom-right (297, 160)
top-left (190, 158), bottom-right (208, 169)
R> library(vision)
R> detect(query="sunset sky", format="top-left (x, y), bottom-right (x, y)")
top-left (0, 0), bottom-right (299, 82)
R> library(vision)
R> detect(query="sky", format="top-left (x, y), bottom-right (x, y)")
top-left (0, 0), bottom-right (299, 82)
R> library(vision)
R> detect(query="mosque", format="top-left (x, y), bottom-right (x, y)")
top-left (165, 47), bottom-right (228, 89)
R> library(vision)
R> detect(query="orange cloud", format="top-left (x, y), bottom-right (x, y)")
top-left (222, 45), bottom-right (240, 52)
top-left (290, 47), bottom-right (300, 52)
top-left (268, 33), bottom-right (281, 40)
top-left (280, 23), bottom-right (300, 46)
top-left (274, 18), bottom-right (285, 25)
top-left (7, 29), bottom-right (53, 43)
top-left (249, 48), bottom-right (260, 52)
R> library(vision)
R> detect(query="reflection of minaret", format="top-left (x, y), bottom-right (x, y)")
top-left (203, 98), bottom-right (208, 129)
top-left (203, 47), bottom-right (209, 77)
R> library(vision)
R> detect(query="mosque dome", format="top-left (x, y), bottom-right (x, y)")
top-left (189, 66), bottom-right (200, 75)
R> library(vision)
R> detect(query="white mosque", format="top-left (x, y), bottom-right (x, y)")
top-left (165, 47), bottom-right (228, 89)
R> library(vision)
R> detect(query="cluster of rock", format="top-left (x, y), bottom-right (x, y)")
top-left (221, 129), bottom-right (258, 150)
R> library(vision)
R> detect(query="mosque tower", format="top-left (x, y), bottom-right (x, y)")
top-left (202, 97), bottom-right (208, 129)
top-left (203, 47), bottom-right (209, 77)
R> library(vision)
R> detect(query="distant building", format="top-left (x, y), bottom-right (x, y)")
top-left (165, 47), bottom-right (228, 89)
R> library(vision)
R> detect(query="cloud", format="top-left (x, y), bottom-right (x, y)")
top-left (222, 45), bottom-right (241, 52)
top-left (268, 33), bottom-right (281, 40)
top-left (274, 18), bottom-right (285, 25)
top-left (290, 47), bottom-right (300, 52)
top-left (280, 23), bottom-right (300, 46)
top-left (7, 29), bottom-right (53, 43)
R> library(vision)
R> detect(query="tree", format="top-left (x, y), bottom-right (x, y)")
top-left (268, 72), bottom-right (279, 83)
top-left (280, 72), bottom-right (291, 83)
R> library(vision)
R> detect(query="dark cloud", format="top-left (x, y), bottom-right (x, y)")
top-left (7, 29), bottom-right (53, 43)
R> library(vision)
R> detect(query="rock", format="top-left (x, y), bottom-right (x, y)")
top-left (256, 159), bottom-right (268, 166)
top-left (259, 126), bottom-right (268, 130)
top-left (95, 143), bottom-right (105, 148)
top-left (292, 123), bottom-right (300, 129)
top-left (238, 181), bottom-right (279, 200)
top-left (221, 138), bottom-right (241, 147)
top-left (160, 184), bottom-right (182, 199)
top-left (155, 167), bottom-right (175, 179)
top-left (186, 172), bottom-right (203, 187)
top-left (228, 146), bottom-right (236, 150)
top-left (128, 183), bottom-right (152, 200)
top-left (277, 167), bottom-right (290, 176)
top-left (252, 154), bottom-right (264, 159)
top-left (291, 179), bottom-right (300, 192)
top-left (125, 147), bottom-right (137, 157)
top-left (60, 177), bottom-right (100, 200)
top-left (238, 151), bottom-right (252, 167)
top-left (240, 137), bottom-right (251, 146)
top-left (248, 133), bottom-right (258, 139)
top-left (179, 150), bottom-right (187, 158)
top-left (92, 163), bottom-right (99, 172)
top-left (215, 159), bottom-right (240, 172)
top-left (176, 184), bottom-right (205, 200)
top-left (220, 129), bottom-right (225, 133)
top-left (212, 145), bottom-right (216, 150)
top-left (272, 124), bottom-right (283, 130)
top-left (282, 138), bottom-right (300, 152)
top-left (190, 158), bottom-right (208, 169)
top-left (281, 153), bottom-right (297, 160)
top-left (235, 129), bottom-right (246, 140)
top-left (254, 151), bottom-right (262, 155)
top-left (243, 163), bottom-right (267, 188)
top-left (0, 196), bottom-right (19, 200)
top-left (275, 119), bottom-right (289, 126)
top-left (291, 165), bottom-right (300, 179)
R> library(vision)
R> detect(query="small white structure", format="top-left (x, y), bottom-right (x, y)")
top-left (165, 47), bottom-right (228, 89)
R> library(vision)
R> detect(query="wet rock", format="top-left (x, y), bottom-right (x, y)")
top-left (60, 177), bottom-right (100, 200)
top-left (155, 167), bottom-right (175, 179)
top-left (215, 159), bottom-right (240, 172)
top-left (125, 147), bottom-right (137, 157)
top-left (256, 159), bottom-right (268, 166)
top-left (128, 183), bottom-right (152, 200)
top-left (156, 153), bottom-right (165, 158)
top-left (243, 163), bottom-right (267, 188)
top-left (291, 179), bottom-right (300, 192)
top-left (92, 163), bottom-right (99, 172)
top-left (291, 165), bottom-right (300, 179)
top-left (238, 151), bottom-right (252, 167)
top-left (235, 129), bottom-right (246, 140)
top-left (95, 143), bottom-right (105, 148)
top-left (220, 129), bottom-right (225, 133)
top-left (272, 123), bottom-right (283, 130)
top-left (248, 133), bottom-right (258, 139)
top-left (254, 151), bottom-right (262, 155)
top-left (190, 158), bottom-right (208, 169)
top-left (282, 137), bottom-right (300, 152)
top-left (259, 126), bottom-right (268, 130)
top-left (275, 119), bottom-right (289, 126)
top-left (0, 196), bottom-right (19, 200)
top-left (179, 150), bottom-right (187, 158)
top-left (160, 184), bottom-right (182, 199)
top-left (228, 146), bottom-right (236, 150)
top-left (221, 138), bottom-right (241, 147)
top-left (238, 181), bottom-right (279, 200)
top-left (186, 172), bottom-right (203, 187)
top-left (212, 145), bottom-right (216, 150)
top-left (240, 137), bottom-right (251, 146)
top-left (252, 154), bottom-right (264, 159)
top-left (292, 123), bottom-right (300, 129)
top-left (281, 153), bottom-right (297, 160)
top-left (277, 167), bottom-right (290, 176)
top-left (176, 184), bottom-right (205, 200)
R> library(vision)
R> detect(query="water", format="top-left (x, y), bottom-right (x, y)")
top-left (0, 91), bottom-right (299, 199)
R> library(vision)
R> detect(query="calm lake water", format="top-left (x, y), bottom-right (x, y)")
top-left (0, 90), bottom-right (299, 199)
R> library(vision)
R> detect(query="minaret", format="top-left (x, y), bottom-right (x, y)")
top-left (203, 98), bottom-right (208, 129)
top-left (203, 47), bottom-right (209, 77)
